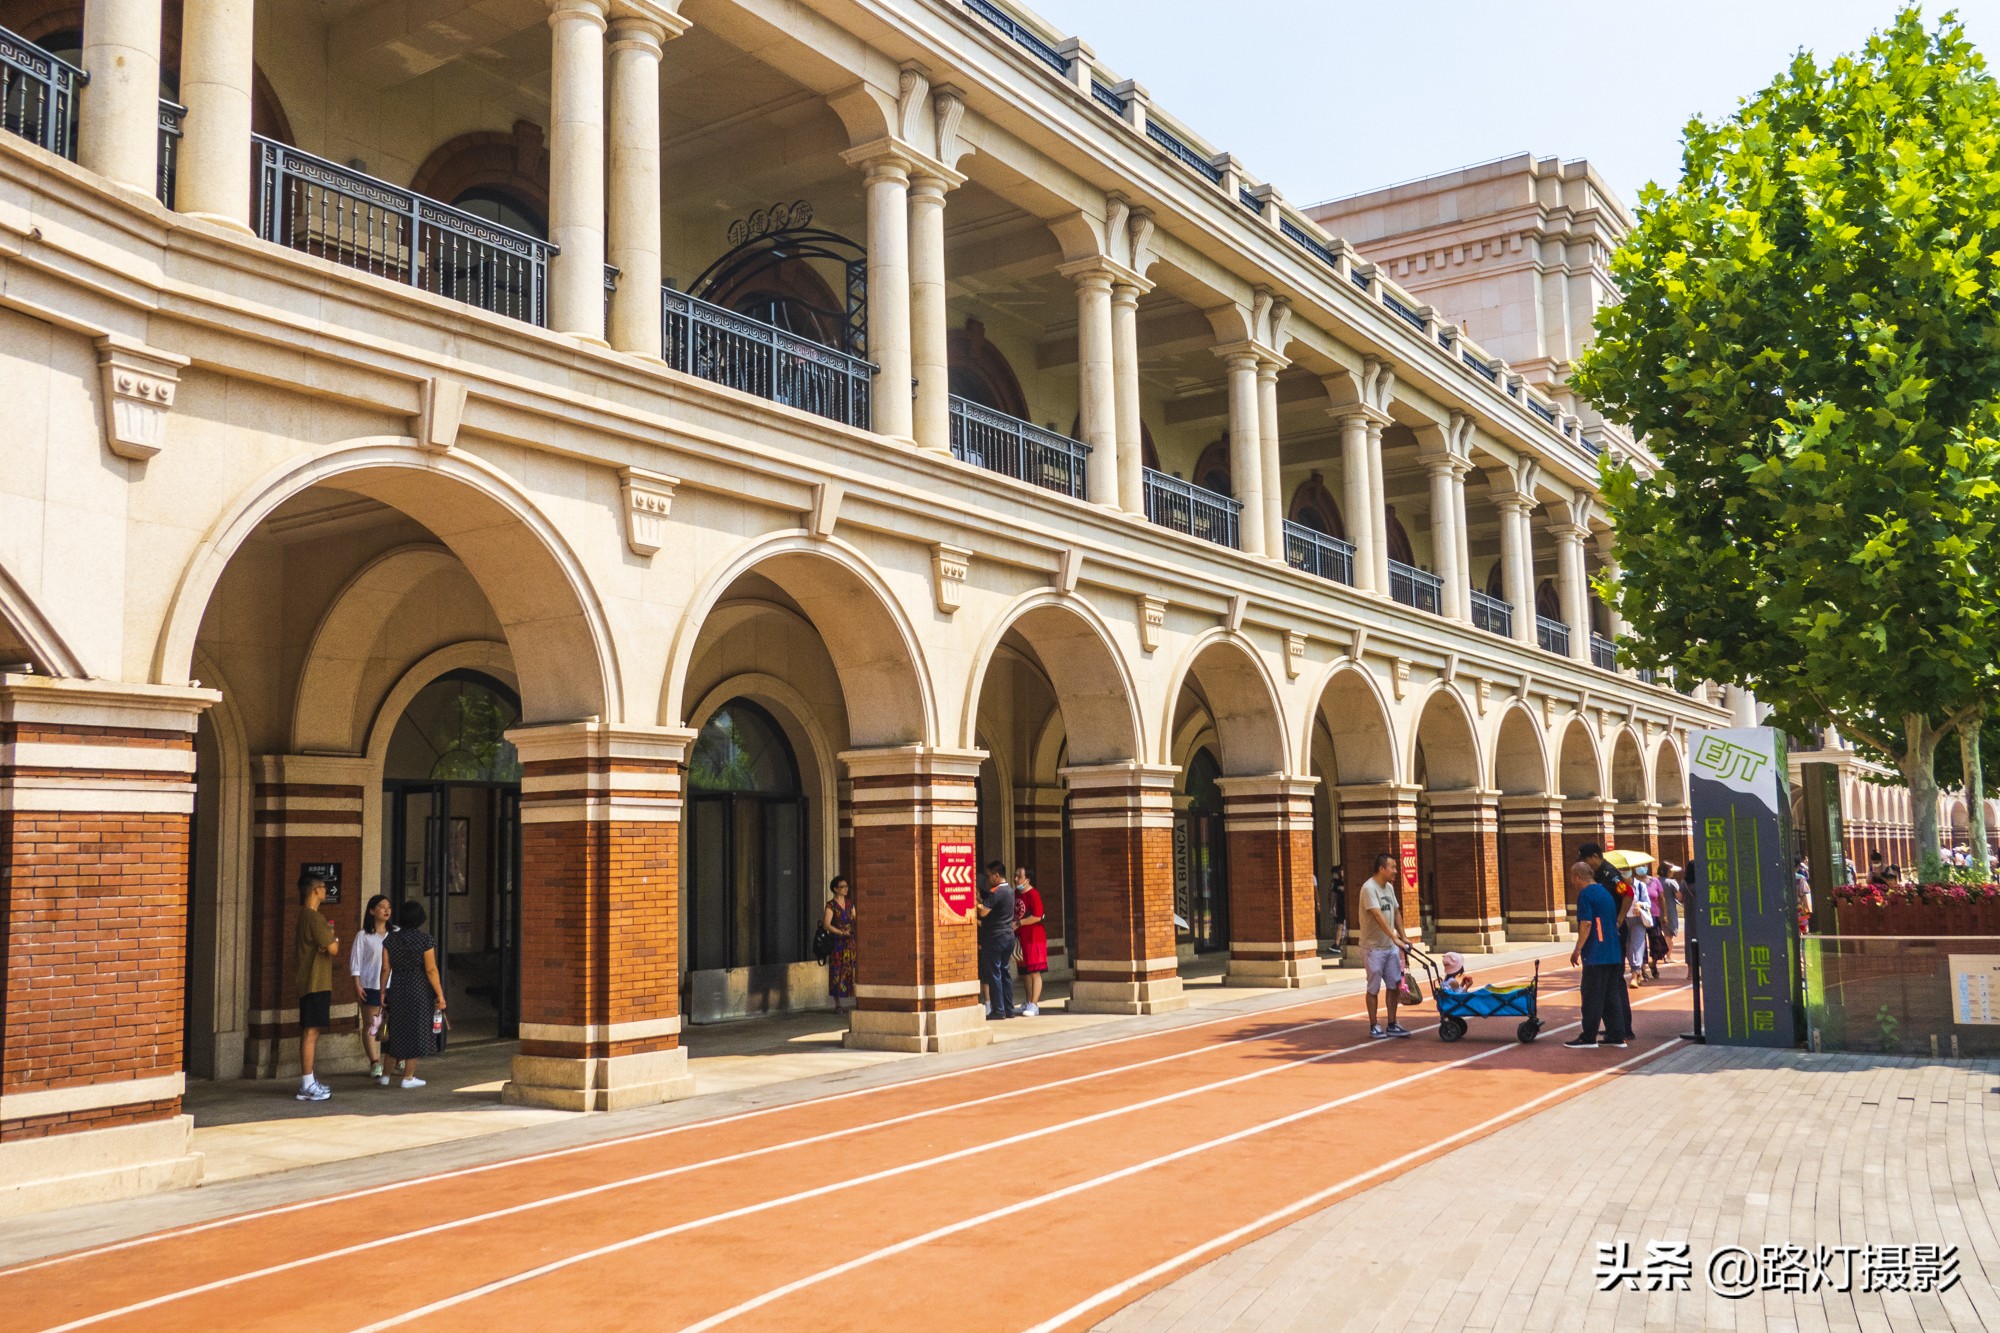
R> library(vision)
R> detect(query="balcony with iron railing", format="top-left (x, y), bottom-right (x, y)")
top-left (1590, 633), bottom-right (1618, 672)
top-left (1537, 615), bottom-right (1571, 657)
top-left (663, 286), bottom-right (874, 431)
top-left (1388, 559), bottom-right (1443, 615)
top-left (1283, 521), bottom-right (1354, 586)
top-left (948, 396), bottom-right (1088, 499)
top-left (1144, 469), bottom-right (1240, 549)
top-left (1468, 588), bottom-right (1512, 639)
top-left (2, 26), bottom-right (179, 206)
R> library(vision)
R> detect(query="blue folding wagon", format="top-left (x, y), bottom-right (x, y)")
top-left (1405, 945), bottom-right (1543, 1044)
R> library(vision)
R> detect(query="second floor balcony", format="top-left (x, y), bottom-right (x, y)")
top-left (1468, 588), bottom-right (1513, 638)
top-left (1538, 615), bottom-right (1572, 658)
top-left (1388, 559), bottom-right (1443, 616)
top-left (1283, 521), bottom-right (1355, 586)
top-left (1145, 469), bottom-right (1240, 549)
top-left (1590, 632), bottom-right (1618, 672)
top-left (949, 396), bottom-right (1089, 499)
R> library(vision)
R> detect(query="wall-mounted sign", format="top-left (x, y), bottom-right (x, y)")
top-left (1950, 954), bottom-right (2000, 1025)
top-left (936, 842), bottom-right (976, 921)
top-left (1688, 727), bottom-right (1800, 1046)
top-left (301, 861), bottom-right (342, 906)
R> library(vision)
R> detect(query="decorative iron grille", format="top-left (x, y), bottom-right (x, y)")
top-left (662, 286), bottom-right (874, 430)
top-left (949, 396), bottom-right (1088, 499)
top-left (1144, 468), bottom-right (1240, 548)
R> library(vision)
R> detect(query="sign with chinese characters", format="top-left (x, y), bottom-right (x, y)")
top-left (1688, 727), bottom-right (1800, 1046)
top-left (300, 861), bottom-right (342, 906)
top-left (936, 842), bottom-right (977, 921)
top-left (1948, 954), bottom-right (2000, 1025)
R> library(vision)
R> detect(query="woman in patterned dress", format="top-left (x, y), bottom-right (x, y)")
top-left (823, 875), bottom-right (857, 1009)
top-left (382, 899), bottom-right (444, 1088)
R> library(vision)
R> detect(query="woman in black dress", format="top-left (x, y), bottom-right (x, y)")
top-left (383, 900), bottom-right (445, 1088)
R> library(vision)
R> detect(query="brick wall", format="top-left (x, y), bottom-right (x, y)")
top-left (1427, 791), bottom-right (1501, 951)
top-left (1499, 796), bottom-right (1566, 941)
top-left (1064, 763), bottom-right (1185, 1014)
top-left (245, 763), bottom-right (364, 1072)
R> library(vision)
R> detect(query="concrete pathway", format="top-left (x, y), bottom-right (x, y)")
top-left (1095, 1047), bottom-right (2000, 1333)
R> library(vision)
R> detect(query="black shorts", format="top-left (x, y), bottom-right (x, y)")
top-left (298, 990), bottom-right (332, 1030)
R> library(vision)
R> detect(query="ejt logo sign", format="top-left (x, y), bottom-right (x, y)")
top-left (937, 842), bottom-right (976, 920)
top-left (1694, 734), bottom-right (1770, 783)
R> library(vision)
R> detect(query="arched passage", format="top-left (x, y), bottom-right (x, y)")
top-left (1412, 687), bottom-right (1499, 950)
top-left (1609, 728), bottom-right (1654, 859)
top-left (1653, 736), bottom-right (1692, 871)
top-left (1305, 663), bottom-right (1398, 958)
top-left (1491, 702), bottom-right (1564, 942)
top-left (1556, 717), bottom-right (1611, 910)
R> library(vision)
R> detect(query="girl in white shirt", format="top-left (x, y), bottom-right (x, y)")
top-left (351, 895), bottom-right (394, 1079)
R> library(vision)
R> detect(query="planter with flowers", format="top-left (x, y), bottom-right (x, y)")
top-left (1832, 882), bottom-right (2000, 936)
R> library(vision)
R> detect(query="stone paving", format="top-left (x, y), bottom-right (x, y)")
top-left (1096, 1046), bottom-right (2000, 1332)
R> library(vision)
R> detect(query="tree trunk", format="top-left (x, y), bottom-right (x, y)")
top-left (1903, 713), bottom-right (1944, 875)
top-left (1964, 716), bottom-right (1988, 881)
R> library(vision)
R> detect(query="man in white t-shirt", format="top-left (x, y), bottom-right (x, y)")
top-left (1359, 852), bottom-right (1411, 1039)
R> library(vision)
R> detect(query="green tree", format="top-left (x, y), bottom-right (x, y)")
top-left (1576, 8), bottom-right (2000, 867)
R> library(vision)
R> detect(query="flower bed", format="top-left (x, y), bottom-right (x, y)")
top-left (1832, 883), bottom-right (2000, 936)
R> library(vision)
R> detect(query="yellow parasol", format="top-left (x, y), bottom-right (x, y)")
top-left (1601, 848), bottom-right (1655, 870)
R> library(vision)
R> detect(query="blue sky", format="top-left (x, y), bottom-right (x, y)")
top-left (1024, 0), bottom-right (2000, 209)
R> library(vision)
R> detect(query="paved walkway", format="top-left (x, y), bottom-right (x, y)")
top-left (1096, 1047), bottom-right (2000, 1333)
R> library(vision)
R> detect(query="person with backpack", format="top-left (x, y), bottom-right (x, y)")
top-left (1623, 868), bottom-right (1654, 986)
top-left (821, 875), bottom-right (856, 1010)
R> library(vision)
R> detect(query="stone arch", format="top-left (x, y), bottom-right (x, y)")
top-left (1410, 684), bottom-right (1482, 791)
top-left (687, 670), bottom-right (844, 899)
top-left (185, 644), bottom-right (253, 1078)
top-left (1491, 701), bottom-right (1549, 795)
top-left (661, 532), bottom-right (934, 749)
top-left (361, 642), bottom-right (520, 768)
top-left (1556, 715), bottom-right (1603, 798)
top-left (0, 555), bottom-right (87, 677)
top-left (1303, 661), bottom-right (1397, 783)
top-left (1610, 727), bottom-right (1648, 804)
top-left (156, 441), bottom-right (619, 726)
top-left (961, 592), bottom-right (1141, 768)
top-left (408, 121), bottom-right (550, 234)
top-left (1287, 472), bottom-right (1345, 539)
top-left (948, 318), bottom-right (1029, 419)
top-left (1162, 631), bottom-right (1288, 775)
top-left (1653, 735), bottom-right (1687, 807)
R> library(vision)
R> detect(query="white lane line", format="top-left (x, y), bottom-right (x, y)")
top-left (8, 961), bottom-right (1457, 1277)
top-left (671, 988), bottom-right (1689, 1333)
top-left (1020, 1037), bottom-right (1686, 1333)
top-left (42, 980), bottom-right (1572, 1333)
top-left (347, 986), bottom-right (1602, 1333)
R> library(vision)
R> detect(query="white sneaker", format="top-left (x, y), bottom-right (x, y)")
top-left (375, 1073), bottom-right (391, 1086)
top-left (1021, 1002), bottom-right (1040, 1017)
top-left (295, 1082), bottom-right (331, 1102)
top-left (400, 1077), bottom-right (427, 1089)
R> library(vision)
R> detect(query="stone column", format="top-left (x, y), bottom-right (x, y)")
top-left (1256, 357), bottom-right (1286, 562)
top-left (79, 0), bottom-right (165, 193)
top-left (1424, 457), bottom-right (1466, 620)
top-left (1060, 258), bottom-right (1118, 504)
top-left (841, 746), bottom-right (990, 1052)
top-left (909, 172), bottom-right (958, 454)
top-left (1111, 278), bottom-right (1149, 513)
top-left (1498, 795), bottom-right (1568, 941)
top-left (176, 0), bottom-right (254, 224)
top-left (1063, 762), bottom-right (1187, 1014)
top-left (1497, 495), bottom-right (1537, 647)
top-left (1334, 782), bottom-right (1422, 938)
top-left (1563, 795), bottom-right (1619, 924)
top-left (1018, 785), bottom-right (1070, 977)
top-left (1615, 802), bottom-right (1662, 861)
top-left (1728, 685), bottom-right (1760, 728)
top-left (245, 756), bottom-right (370, 1077)
top-left (848, 148), bottom-right (915, 442)
top-left (1451, 464), bottom-right (1473, 621)
top-left (1219, 346), bottom-right (1266, 556)
top-left (1365, 417), bottom-right (1390, 590)
top-left (606, 12), bottom-right (677, 357)
top-left (503, 723), bottom-right (696, 1111)
top-left (1336, 410), bottom-right (1379, 592)
top-left (547, 0), bottom-right (608, 340)
top-left (1217, 776), bottom-right (1327, 987)
top-left (1554, 519), bottom-right (1592, 663)
top-left (0, 676), bottom-right (215, 1212)
top-left (1427, 790), bottom-right (1503, 952)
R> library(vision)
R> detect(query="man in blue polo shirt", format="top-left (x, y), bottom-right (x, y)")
top-left (1566, 861), bottom-right (1631, 1049)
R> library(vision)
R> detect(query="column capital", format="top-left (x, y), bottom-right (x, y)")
top-left (1327, 401), bottom-right (1391, 428)
top-left (548, 0), bottom-right (610, 29)
top-left (0, 674), bottom-right (217, 731)
top-left (1492, 491), bottom-right (1538, 516)
top-left (842, 138), bottom-right (960, 188)
top-left (1210, 339), bottom-right (1268, 370)
top-left (1548, 520), bottom-right (1592, 545)
top-left (1215, 773), bottom-right (1321, 799)
top-left (1110, 275), bottom-right (1155, 303)
top-left (839, 744), bottom-right (987, 781)
top-left (1060, 760), bottom-right (1179, 791)
top-left (1056, 254), bottom-right (1144, 290)
top-left (608, 0), bottom-right (689, 41)
top-left (1254, 353), bottom-right (1290, 378)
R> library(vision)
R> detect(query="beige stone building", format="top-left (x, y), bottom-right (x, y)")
top-left (0, 0), bottom-right (1762, 1213)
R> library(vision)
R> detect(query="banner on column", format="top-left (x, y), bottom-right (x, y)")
top-left (1688, 727), bottom-right (1800, 1047)
top-left (937, 842), bottom-right (976, 920)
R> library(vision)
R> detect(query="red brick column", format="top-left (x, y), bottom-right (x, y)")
top-left (0, 675), bottom-right (215, 1210)
top-left (1427, 790), bottom-right (1503, 952)
top-left (245, 755), bottom-right (368, 1078)
top-left (1657, 807), bottom-right (1693, 874)
top-left (842, 746), bottom-right (990, 1053)
top-left (1613, 802), bottom-right (1661, 862)
top-left (1564, 798), bottom-right (1618, 928)
top-left (1335, 782), bottom-right (1421, 940)
top-left (503, 723), bottom-right (696, 1111)
top-left (1217, 775), bottom-right (1327, 987)
top-left (1017, 784), bottom-right (1069, 977)
top-left (1063, 762), bottom-right (1186, 1014)
top-left (1499, 795), bottom-right (1567, 941)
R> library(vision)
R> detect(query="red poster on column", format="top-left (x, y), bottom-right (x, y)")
top-left (937, 842), bottom-right (977, 920)
top-left (1400, 839), bottom-right (1419, 892)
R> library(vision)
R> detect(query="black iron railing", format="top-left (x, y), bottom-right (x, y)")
top-left (1, 26), bottom-right (81, 161)
top-left (1283, 521), bottom-right (1354, 585)
top-left (1637, 667), bottom-right (1658, 685)
top-left (1144, 468), bottom-right (1239, 548)
top-left (253, 135), bottom-right (553, 325)
top-left (1590, 633), bottom-right (1618, 672)
top-left (1279, 217), bottom-right (1337, 266)
top-left (1538, 615), bottom-right (1572, 657)
top-left (1382, 290), bottom-right (1427, 333)
top-left (963, 0), bottom-right (1069, 73)
top-left (1145, 119), bottom-right (1223, 183)
top-left (949, 396), bottom-right (1088, 499)
top-left (1469, 588), bottom-right (1513, 638)
top-left (1525, 395), bottom-right (1558, 426)
top-left (662, 286), bottom-right (873, 430)
top-left (156, 99), bottom-right (182, 207)
top-left (1090, 80), bottom-right (1127, 115)
top-left (1388, 559), bottom-right (1443, 615)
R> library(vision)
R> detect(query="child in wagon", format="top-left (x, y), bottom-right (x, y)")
top-left (1441, 951), bottom-right (1476, 993)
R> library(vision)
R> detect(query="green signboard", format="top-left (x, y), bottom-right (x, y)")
top-left (1688, 727), bottom-right (1802, 1046)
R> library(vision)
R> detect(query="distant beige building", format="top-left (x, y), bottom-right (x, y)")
top-left (0, 0), bottom-right (1795, 1214)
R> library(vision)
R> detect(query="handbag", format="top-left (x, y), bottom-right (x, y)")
top-left (1398, 973), bottom-right (1423, 1006)
top-left (812, 924), bottom-right (834, 965)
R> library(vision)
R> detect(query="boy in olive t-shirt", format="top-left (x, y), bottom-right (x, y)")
top-left (293, 872), bottom-right (339, 1102)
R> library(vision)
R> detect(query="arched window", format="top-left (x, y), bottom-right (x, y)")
top-left (1192, 437), bottom-right (1232, 496)
top-left (410, 122), bottom-right (550, 235)
top-left (1536, 578), bottom-right (1562, 621)
top-left (1384, 507), bottom-right (1415, 566)
top-left (384, 672), bottom-right (522, 783)
top-left (1288, 472), bottom-right (1345, 539)
top-left (948, 318), bottom-right (1029, 418)
top-left (687, 205), bottom-right (867, 355)
top-left (687, 701), bottom-right (809, 973)
top-left (1181, 748), bottom-right (1228, 953)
